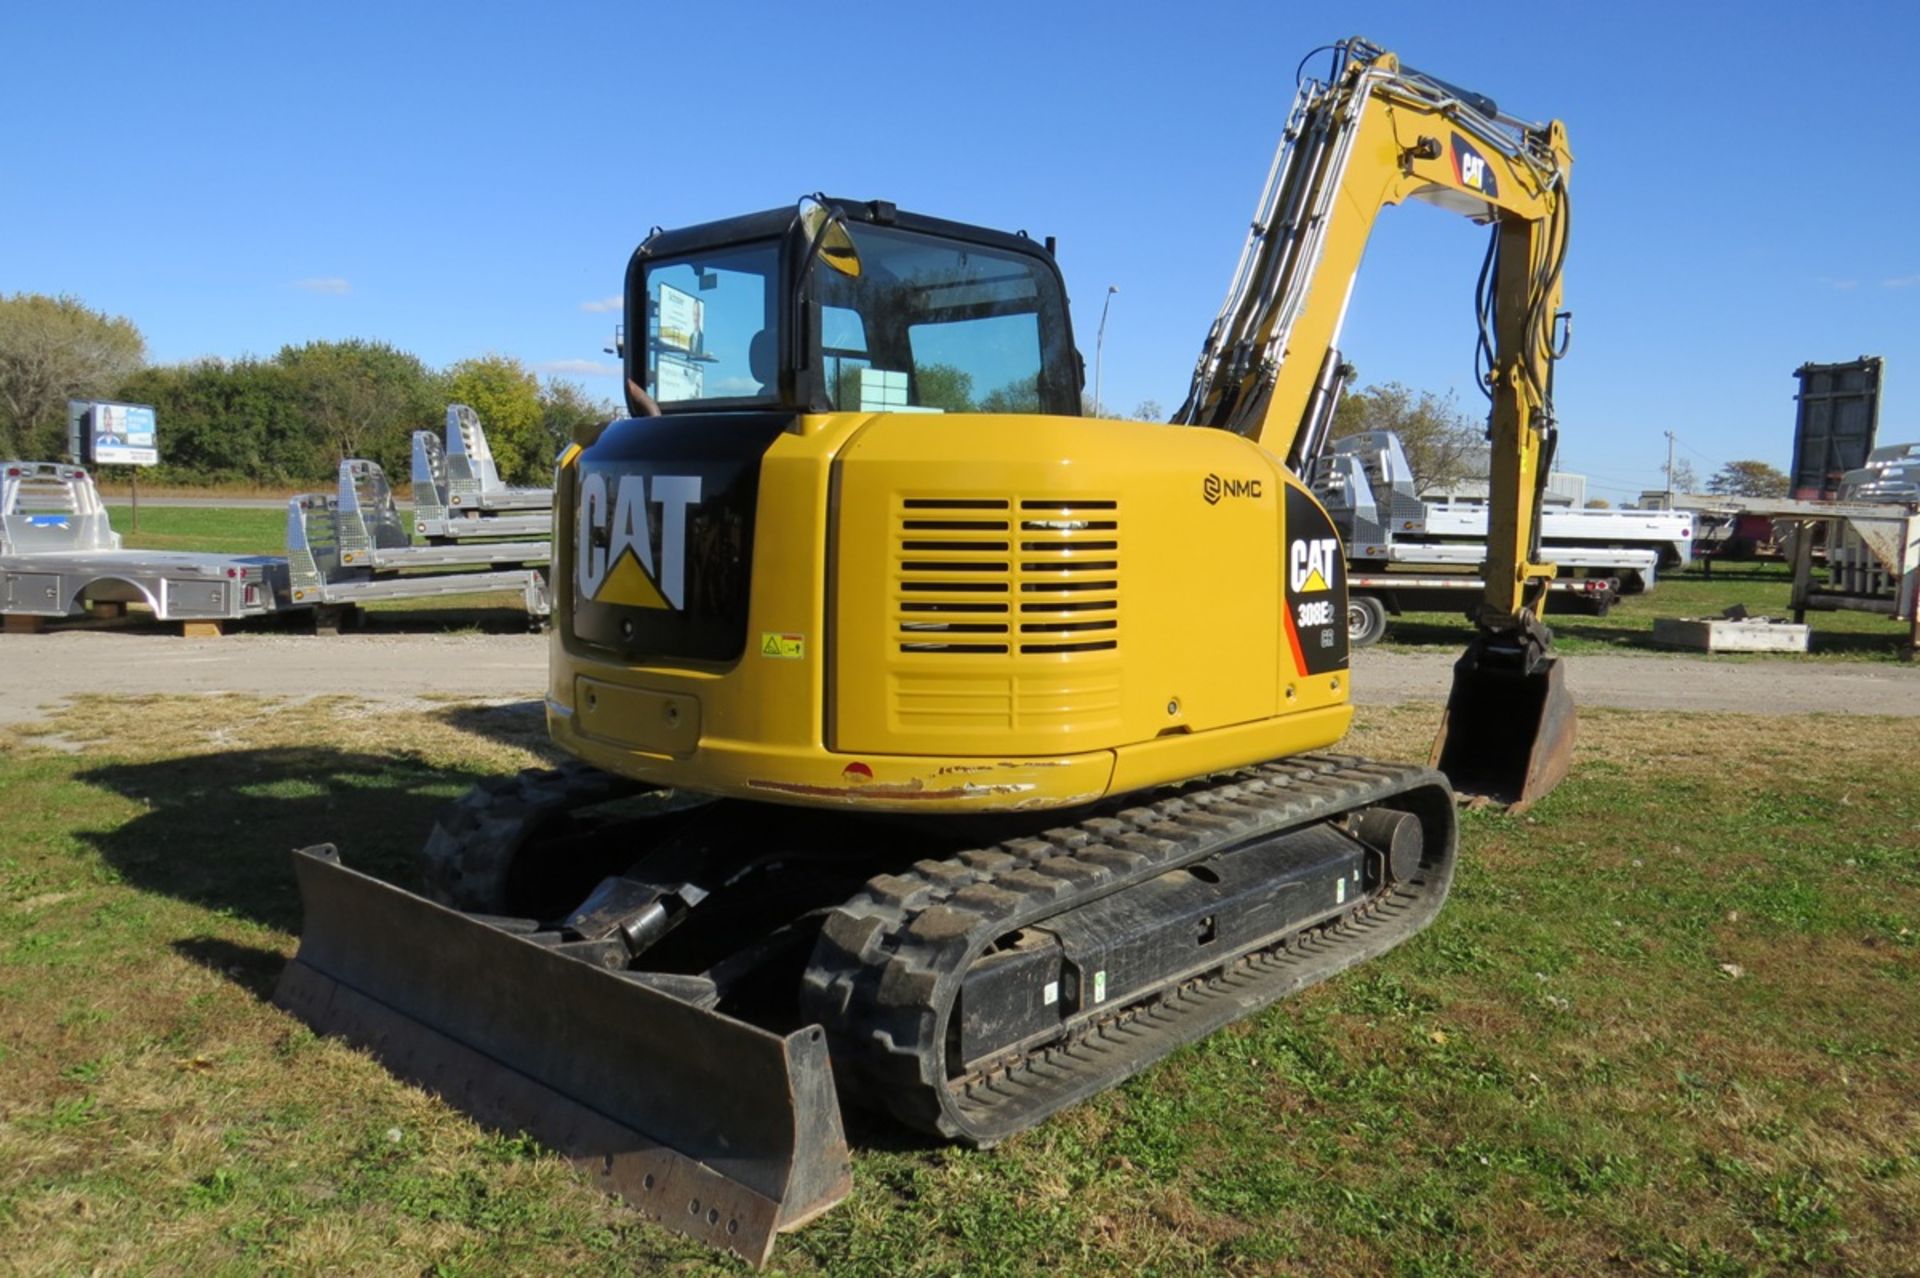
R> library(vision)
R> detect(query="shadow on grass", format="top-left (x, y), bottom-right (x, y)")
top-left (171, 934), bottom-right (286, 1001)
top-left (352, 604), bottom-right (546, 637)
top-left (114, 748), bottom-right (946, 1166)
top-left (77, 746), bottom-right (490, 933)
top-left (27, 602), bottom-right (543, 640)
top-left (430, 699), bottom-right (559, 757)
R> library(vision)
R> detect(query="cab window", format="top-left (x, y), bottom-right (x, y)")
top-left (808, 223), bottom-right (1074, 415)
top-left (642, 242), bottom-right (778, 405)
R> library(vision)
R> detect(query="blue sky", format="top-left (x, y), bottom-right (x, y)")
top-left (3, 0), bottom-right (1914, 502)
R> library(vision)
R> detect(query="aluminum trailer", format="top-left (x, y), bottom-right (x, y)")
top-left (1420, 498), bottom-right (1692, 571)
top-left (3, 458), bottom-right (550, 635)
top-left (1, 461), bottom-right (284, 633)
top-left (286, 463), bottom-right (550, 620)
top-left (336, 459), bottom-right (546, 572)
top-left (1839, 441), bottom-right (1920, 505)
top-left (1350, 534), bottom-right (1661, 590)
top-left (411, 405), bottom-right (555, 541)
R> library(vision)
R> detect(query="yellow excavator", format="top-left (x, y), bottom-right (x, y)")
top-left (277, 37), bottom-right (1575, 1265)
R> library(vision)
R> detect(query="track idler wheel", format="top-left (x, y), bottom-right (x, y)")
top-left (1351, 806), bottom-right (1425, 883)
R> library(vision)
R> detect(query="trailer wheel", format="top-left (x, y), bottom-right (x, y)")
top-left (1347, 594), bottom-right (1389, 648)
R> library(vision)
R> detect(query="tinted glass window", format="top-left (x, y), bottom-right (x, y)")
top-left (642, 242), bottom-right (778, 405)
top-left (821, 305), bottom-right (873, 411)
top-left (908, 313), bottom-right (1044, 413)
top-left (810, 224), bottom-right (1074, 415)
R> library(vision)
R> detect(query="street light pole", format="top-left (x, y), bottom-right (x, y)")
top-left (1094, 285), bottom-right (1118, 417)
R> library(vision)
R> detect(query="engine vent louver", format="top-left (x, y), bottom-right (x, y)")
top-left (894, 498), bottom-right (1119, 656)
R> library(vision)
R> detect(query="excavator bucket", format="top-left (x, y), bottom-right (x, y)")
top-left (274, 846), bottom-right (851, 1268)
top-left (1430, 647), bottom-right (1576, 811)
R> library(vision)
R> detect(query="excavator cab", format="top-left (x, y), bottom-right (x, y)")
top-left (621, 194), bottom-right (1082, 422)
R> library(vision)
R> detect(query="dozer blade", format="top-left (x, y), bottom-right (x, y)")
top-left (1431, 647), bottom-right (1576, 811)
top-left (274, 845), bottom-right (850, 1268)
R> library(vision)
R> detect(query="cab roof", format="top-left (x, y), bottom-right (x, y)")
top-left (635, 197), bottom-right (1057, 267)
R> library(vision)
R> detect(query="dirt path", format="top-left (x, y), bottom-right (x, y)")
top-left (1348, 649), bottom-right (1920, 715)
top-left (0, 632), bottom-right (544, 726)
top-left (4, 631), bottom-right (1920, 728)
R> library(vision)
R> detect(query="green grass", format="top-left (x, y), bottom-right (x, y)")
top-left (2, 696), bottom-right (1917, 1275)
top-left (1380, 562), bottom-right (1913, 660)
top-left (106, 505), bottom-right (288, 556)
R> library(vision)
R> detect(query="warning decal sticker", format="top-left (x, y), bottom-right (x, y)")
top-left (760, 632), bottom-right (805, 659)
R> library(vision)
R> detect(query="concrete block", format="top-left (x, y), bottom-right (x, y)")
top-left (1652, 616), bottom-right (1810, 654)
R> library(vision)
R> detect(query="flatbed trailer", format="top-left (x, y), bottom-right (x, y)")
top-left (1, 461), bottom-right (285, 633)
top-left (1345, 570), bottom-right (1618, 647)
top-left (1420, 499), bottom-right (1692, 570)
top-left (1, 546), bottom-right (285, 633)
top-left (1314, 431), bottom-right (1690, 592)
top-left (286, 490), bottom-right (549, 620)
top-left (3, 457), bottom-right (550, 635)
top-left (334, 459), bottom-right (547, 573)
top-left (1351, 539), bottom-right (1661, 592)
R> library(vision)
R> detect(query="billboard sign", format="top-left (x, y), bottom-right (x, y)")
top-left (69, 400), bottom-right (160, 467)
top-left (655, 283), bottom-right (703, 354)
top-left (1791, 357), bottom-right (1882, 500)
top-left (652, 283), bottom-right (707, 400)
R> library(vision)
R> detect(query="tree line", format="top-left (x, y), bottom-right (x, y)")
top-left (0, 293), bottom-right (613, 487)
top-left (2, 292), bottom-right (1795, 499)
top-left (1330, 379), bottom-right (1790, 501)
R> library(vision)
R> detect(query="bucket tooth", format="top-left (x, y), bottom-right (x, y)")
top-left (274, 845), bottom-right (850, 1268)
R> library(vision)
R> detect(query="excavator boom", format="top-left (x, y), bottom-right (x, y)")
top-left (1177, 38), bottom-right (1576, 806)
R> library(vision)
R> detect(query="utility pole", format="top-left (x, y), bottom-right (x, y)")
top-left (1094, 285), bottom-right (1118, 417)
top-left (1665, 430), bottom-right (1677, 506)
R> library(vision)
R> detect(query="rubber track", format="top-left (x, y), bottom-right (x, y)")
top-left (799, 753), bottom-right (1455, 1145)
top-left (418, 763), bottom-right (646, 913)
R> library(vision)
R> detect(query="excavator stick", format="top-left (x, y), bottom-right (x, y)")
top-left (273, 845), bottom-right (851, 1268)
top-left (1430, 635), bottom-right (1576, 812)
